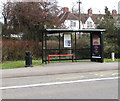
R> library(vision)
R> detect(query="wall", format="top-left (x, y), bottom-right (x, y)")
top-left (84, 17), bottom-right (95, 29)
top-left (64, 17), bottom-right (96, 29)
top-left (64, 20), bottom-right (79, 29)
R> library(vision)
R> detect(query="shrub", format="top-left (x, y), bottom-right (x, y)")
top-left (104, 43), bottom-right (120, 58)
top-left (2, 40), bottom-right (42, 61)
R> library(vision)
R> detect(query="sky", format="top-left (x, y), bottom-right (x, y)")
top-left (0, 0), bottom-right (119, 23)
top-left (58, 0), bottom-right (119, 14)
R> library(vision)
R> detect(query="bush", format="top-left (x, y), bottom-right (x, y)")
top-left (104, 43), bottom-right (120, 58)
top-left (2, 40), bottom-right (42, 61)
top-left (2, 38), bottom-right (118, 61)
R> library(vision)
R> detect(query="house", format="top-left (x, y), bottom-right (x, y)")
top-left (59, 7), bottom-right (119, 30)
top-left (58, 7), bottom-right (79, 29)
top-left (59, 7), bottom-right (104, 30)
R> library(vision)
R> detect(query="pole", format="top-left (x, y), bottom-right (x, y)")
top-left (111, 52), bottom-right (115, 61)
top-left (78, 0), bottom-right (82, 29)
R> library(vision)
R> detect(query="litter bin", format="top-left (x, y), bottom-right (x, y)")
top-left (25, 51), bottom-right (33, 67)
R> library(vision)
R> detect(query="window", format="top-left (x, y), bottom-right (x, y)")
top-left (70, 21), bottom-right (76, 27)
top-left (87, 21), bottom-right (92, 28)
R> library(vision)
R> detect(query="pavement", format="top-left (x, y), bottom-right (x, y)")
top-left (0, 62), bottom-right (119, 78)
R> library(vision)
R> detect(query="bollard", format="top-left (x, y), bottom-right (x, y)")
top-left (111, 52), bottom-right (115, 61)
top-left (25, 51), bottom-right (33, 67)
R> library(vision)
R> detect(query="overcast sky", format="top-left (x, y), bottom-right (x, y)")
top-left (58, 0), bottom-right (119, 14)
top-left (0, 0), bottom-right (119, 23)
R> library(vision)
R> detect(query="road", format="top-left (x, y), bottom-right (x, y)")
top-left (1, 70), bottom-right (119, 99)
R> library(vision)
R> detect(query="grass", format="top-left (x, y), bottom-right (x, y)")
top-left (104, 58), bottom-right (120, 62)
top-left (0, 60), bottom-right (42, 69)
top-left (0, 58), bottom-right (119, 69)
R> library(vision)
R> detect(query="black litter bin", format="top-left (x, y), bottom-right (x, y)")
top-left (25, 51), bottom-right (33, 67)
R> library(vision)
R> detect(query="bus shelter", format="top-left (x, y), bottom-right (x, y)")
top-left (41, 29), bottom-right (105, 64)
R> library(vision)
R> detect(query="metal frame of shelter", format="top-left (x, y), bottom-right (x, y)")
top-left (41, 29), bottom-right (105, 64)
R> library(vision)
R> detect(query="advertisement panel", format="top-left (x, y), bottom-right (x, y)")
top-left (64, 34), bottom-right (71, 48)
top-left (92, 34), bottom-right (101, 58)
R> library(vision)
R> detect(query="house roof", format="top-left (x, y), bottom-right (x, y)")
top-left (58, 12), bottom-right (69, 23)
top-left (74, 13), bottom-right (104, 23)
top-left (59, 12), bottom-right (104, 24)
top-left (66, 12), bottom-right (79, 20)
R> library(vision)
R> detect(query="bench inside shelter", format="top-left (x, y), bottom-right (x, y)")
top-left (48, 54), bottom-right (74, 63)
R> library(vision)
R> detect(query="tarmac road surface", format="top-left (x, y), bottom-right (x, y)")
top-left (1, 70), bottom-right (119, 99)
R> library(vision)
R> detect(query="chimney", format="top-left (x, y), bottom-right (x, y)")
top-left (112, 9), bottom-right (117, 15)
top-left (88, 8), bottom-right (92, 15)
top-left (63, 7), bottom-right (69, 13)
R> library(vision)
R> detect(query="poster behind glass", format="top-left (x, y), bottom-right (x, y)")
top-left (64, 34), bottom-right (71, 48)
top-left (92, 34), bottom-right (101, 58)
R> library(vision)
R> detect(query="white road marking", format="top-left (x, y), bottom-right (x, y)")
top-left (0, 77), bottom-right (119, 90)
top-left (56, 75), bottom-right (85, 80)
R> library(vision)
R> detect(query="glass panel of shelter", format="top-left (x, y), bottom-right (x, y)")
top-left (46, 32), bottom-right (73, 62)
top-left (44, 32), bottom-right (92, 62)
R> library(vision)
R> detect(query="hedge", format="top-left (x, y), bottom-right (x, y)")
top-left (2, 40), bottom-right (119, 61)
top-left (2, 40), bottom-right (42, 61)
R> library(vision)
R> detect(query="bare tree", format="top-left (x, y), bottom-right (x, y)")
top-left (2, 1), bottom-right (61, 41)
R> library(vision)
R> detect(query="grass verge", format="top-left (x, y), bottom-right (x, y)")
top-left (104, 59), bottom-right (120, 62)
top-left (0, 59), bottom-right (119, 69)
top-left (0, 60), bottom-right (42, 69)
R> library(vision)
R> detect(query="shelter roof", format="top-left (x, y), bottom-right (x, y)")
top-left (43, 29), bottom-right (106, 33)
